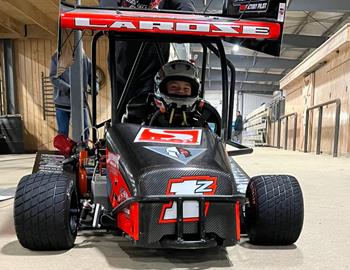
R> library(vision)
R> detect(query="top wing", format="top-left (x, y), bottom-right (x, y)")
top-left (60, 3), bottom-right (281, 41)
top-left (223, 0), bottom-right (287, 56)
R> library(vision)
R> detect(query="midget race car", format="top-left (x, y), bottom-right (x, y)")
top-left (13, 0), bottom-right (304, 250)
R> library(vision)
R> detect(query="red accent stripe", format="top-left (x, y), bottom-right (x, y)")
top-left (106, 149), bottom-right (139, 240)
top-left (240, 4), bottom-right (247, 11)
top-left (131, 202), bottom-right (139, 240)
top-left (235, 201), bottom-right (241, 241)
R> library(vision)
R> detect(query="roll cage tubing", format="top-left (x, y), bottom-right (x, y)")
top-left (91, 32), bottom-right (252, 156)
top-left (59, 2), bottom-right (278, 153)
top-left (90, 34), bottom-right (229, 139)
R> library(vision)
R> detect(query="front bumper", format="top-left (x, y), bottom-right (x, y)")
top-left (110, 194), bottom-right (246, 248)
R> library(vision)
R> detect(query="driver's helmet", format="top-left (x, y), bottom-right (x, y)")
top-left (154, 60), bottom-right (200, 110)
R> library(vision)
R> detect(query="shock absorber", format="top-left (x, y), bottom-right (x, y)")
top-left (79, 200), bottom-right (93, 226)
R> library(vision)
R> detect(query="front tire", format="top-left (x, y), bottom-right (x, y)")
top-left (14, 173), bottom-right (79, 250)
top-left (245, 175), bottom-right (304, 245)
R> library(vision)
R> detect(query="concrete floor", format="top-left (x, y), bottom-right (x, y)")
top-left (1, 148), bottom-right (350, 270)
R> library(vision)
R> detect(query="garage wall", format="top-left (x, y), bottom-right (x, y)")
top-left (269, 78), bottom-right (311, 151)
top-left (204, 91), bottom-right (223, 116)
top-left (205, 91), bottom-right (272, 123)
top-left (13, 38), bottom-right (111, 152)
top-left (204, 91), bottom-right (240, 120)
top-left (311, 48), bottom-right (350, 156)
top-left (278, 26), bottom-right (350, 156)
top-left (284, 55), bottom-right (350, 156)
top-left (0, 41), bottom-right (6, 115)
top-left (277, 65), bottom-right (350, 156)
top-left (241, 93), bottom-right (272, 121)
top-left (14, 39), bottom-right (55, 151)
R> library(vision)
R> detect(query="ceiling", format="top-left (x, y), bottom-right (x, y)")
top-left (0, 0), bottom-right (350, 95)
top-left (191, 0), bottom-right (350, 94)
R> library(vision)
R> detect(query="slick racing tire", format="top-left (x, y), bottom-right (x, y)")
top-left (14, 172), bottom-right (79, 250)
top-left (245, 175), bottom-right (304, 245)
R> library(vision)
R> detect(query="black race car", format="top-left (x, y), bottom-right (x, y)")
top-left (13, 0), bottom-right (303, 250)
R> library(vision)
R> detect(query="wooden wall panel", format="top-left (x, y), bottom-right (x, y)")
top-left (0, 41), bottom-right (5, 115)
top-left (280, 43), bottom-right (350, 157)
top-left (284, 81), bottom-right (304, 151)
top-left (14, 38), bottom-right (111, 152)
top-left (301, 74), bottom-right (316, 153)
top-left (269, 80), bottom-right (304, 151)
top-left (14, 39), bottom-right (55, 151)
top-left (308, 45), bottom-right (350, 156)
top-left (45, 40), bottom-right (57, 150)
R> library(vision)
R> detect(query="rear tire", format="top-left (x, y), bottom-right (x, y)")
top-left (14, 172), bottom-right (79, 250)
top-left (245, 175), bottom-right (304, 245)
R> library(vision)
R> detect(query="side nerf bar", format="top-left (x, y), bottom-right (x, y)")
top-left (226, 140), bottom-right (254, 156)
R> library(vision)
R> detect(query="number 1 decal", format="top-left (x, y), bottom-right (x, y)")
top-left (159, 176), bottom-right (217, 223)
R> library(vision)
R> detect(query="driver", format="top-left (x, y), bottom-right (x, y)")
top-left (150, 60), bottom-right (221, 135)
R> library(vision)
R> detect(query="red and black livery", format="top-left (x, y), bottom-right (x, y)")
top-left (105, 124), bottom-right (242, 248)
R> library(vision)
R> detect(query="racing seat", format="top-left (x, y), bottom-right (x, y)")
top-left (122, 92), bottom-right (156, 124)
top-left (193, 100), bottom-right (222, 136)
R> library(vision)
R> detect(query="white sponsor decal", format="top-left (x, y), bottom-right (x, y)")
top-left (163, 180), bottom-right (215, 221)
top-left (134, 127), bottom-right (202, 145)
top-left (246, 3), bottom-right (268, 11)
top-left (160, 177), bottom-right (217, 223)
top-left (243, 26), bottom-right (270, 35)
top-left (139, 21), bottom-right (173, 30)
top-left (110, 21), bottom-right (137, 29)
top-left (75, 18), bottom-right (107, 28)
top-left (277, 3), bottom-right (286, 22)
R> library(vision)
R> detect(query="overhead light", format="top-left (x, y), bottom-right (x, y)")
top-left (233, 45), bottom-right (240, 52)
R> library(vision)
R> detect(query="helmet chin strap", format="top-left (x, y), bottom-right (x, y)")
top-left (182, 111), bottom-right (188, 126)
top-left (166, 103), bottom-right (189, 126)
top-left (169, 108), bottom-right (175, 124)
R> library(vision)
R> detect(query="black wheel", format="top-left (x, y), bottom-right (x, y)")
top-left (245, 175), bottom-right (304, 245)
top-left (14, 172), bottom-right (79, 250)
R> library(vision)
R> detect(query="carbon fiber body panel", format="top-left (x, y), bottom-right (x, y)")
top-left (106, 124), bottom-right (240, 247)
top-left (138, 202), bottom-right (236, 247)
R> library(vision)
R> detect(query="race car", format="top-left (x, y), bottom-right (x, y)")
top-left (13, 0), bottom-right (304, 250)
